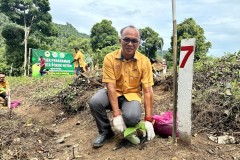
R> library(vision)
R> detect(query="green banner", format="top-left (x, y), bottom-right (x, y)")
top-left (31, 49), bottom-right (74, 76)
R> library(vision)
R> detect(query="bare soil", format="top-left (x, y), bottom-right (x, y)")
top-left (0, 78), bottom-right (239, 160)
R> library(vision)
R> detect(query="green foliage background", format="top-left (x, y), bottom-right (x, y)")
top-left (90, 19), bottom-right (119, 52)
top-left (0, 0), bottom-right (237, 76)
top-left (166, 18), bottom-right (212, 68)
top-left (139, 27), bottom-right (163, 59)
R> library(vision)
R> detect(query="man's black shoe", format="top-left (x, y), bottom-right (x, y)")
top-left (92, 131), bottom-right (114, 148)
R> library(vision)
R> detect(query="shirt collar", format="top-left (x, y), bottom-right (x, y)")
top-left (115, 49), bottom-right (139, 61)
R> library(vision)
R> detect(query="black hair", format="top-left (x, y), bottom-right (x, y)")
top-left (74, 47), bottom-right (79, 50)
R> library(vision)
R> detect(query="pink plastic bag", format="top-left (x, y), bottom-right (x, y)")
top-left (152, 111), bottom-right (179, 137)
top-left (10, 100), bottom-right (21, 109)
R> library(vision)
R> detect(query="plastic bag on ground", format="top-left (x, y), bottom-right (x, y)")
top-left (152, 111), bottom-right (179, 137)
top-left (10, 100), bottom-right (21, 109)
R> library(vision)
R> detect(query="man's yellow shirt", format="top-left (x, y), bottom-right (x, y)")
top-left (102, 49), bottom-right (154, 103)
top-left (74, 51), bottom-right (85, 68)
top-left (0, 80), bottom-right (9, 94)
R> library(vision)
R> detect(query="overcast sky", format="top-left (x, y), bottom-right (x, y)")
top-left (49, 0), bottom-right (239, 57)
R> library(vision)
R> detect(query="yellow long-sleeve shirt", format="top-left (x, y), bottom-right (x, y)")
top-left (74, 51), bottom-right (85, 68)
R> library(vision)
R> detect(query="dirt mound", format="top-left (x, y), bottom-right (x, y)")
top-left (154, 74), bottom-right (173, 91)
top-left (44, 70), bottom-right (173, 114)
top-left (44, 72), bottom-right (103, 113)
top-left (192, 55), bottom-right (240, 137)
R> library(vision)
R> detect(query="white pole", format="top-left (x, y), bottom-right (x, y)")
top-left (8, 89), bottom-right (12, 117)
top-left (177, 38), bottom-right (196, 145)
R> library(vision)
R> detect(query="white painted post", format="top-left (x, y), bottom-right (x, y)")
top-left (8, 89), bottom-right (12, 117)
top-left (177, 38), bottom-right (196, 145)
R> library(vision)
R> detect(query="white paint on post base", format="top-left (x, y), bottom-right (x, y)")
top-left (177, 38), bottom-right (196, 145)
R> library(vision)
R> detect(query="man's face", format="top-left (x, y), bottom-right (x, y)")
top-left (0, 74), bottom-right (5, 82)
top-left (120, 28), bottom-right (140, 57)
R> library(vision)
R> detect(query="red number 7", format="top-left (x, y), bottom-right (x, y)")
top-left (180, 46), bottom-right (194, 68)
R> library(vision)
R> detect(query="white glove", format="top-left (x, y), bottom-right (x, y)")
top-left (145, 121), bottom-right (155, 140)
top-left (113, 115), bottom-right (126, 132)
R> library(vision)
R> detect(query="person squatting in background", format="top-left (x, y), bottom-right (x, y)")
top-left (0, 72), bottom-right (9, 106)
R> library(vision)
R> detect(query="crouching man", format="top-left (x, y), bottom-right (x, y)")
top-left (0, 72), bottom-right (9, 106)
top-left (89, 25), bottom-right (155, 148)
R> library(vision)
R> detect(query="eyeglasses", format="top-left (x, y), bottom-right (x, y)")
top-left (121, 38), bottom-right (139, 44)
top-left (0, 77), bottom-right (5, 78)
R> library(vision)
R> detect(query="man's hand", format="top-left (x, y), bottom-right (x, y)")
top-left (144, 121), bottom-right (155, 140)
top-left (70, 59), bottom-right (76, 64)
top-left (113, 115), bottom-right (126, 132)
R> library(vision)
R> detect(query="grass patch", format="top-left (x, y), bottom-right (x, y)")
top-left (6, 75), bottom-right (74, 101)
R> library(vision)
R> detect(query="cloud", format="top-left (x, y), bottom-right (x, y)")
top-left (49, 0), bottom-right (240, 57)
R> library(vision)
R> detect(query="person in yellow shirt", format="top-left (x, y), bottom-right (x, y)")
top-left (89, 25), bottom-right (155, 148)
top-left (0, 72), bottom-right (9, 106)
top-left (71, 47), bottom-right (85, 76)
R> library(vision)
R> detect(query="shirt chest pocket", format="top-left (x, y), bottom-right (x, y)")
top-left (129, 71), bottom-right (141, 87)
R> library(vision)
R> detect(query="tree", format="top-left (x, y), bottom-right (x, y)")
top-left (168, 18), bottom-right (211, 62)
top-left (1, 24), bottom-right (25, 75)
top-left (0, 14), bottom-right (9, 61)
top-left (0, 13), bottom-right (11, 73)
top-left (94, 44), bottom-right (120, 68)
top-left (139, 27), bottom-right (163, 59)
top-left (0, 0), bottom-right (56, 75)
top-left (68, 38), bottom-right (92, 54)
top-left (90, 19), bottom-right (118, 52)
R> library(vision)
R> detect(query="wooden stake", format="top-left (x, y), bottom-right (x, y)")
top-left (172, 0), bottom-right (178, 144)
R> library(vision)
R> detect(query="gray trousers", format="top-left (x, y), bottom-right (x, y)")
top-left (89, 89), bottom-right (142, 134)
top-left (75, 66), bottom-right (83, 76)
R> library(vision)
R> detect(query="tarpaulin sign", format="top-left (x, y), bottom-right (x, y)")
top-left (31, 49), bottom-right (74, 76)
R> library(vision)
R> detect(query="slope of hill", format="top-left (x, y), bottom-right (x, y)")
top-left (54, 22), bottom-right (89, 39)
